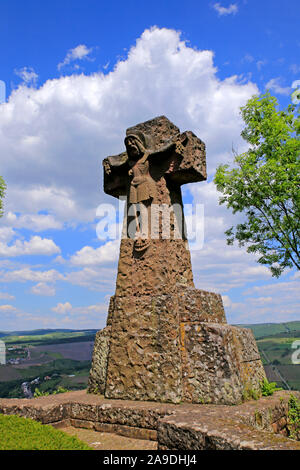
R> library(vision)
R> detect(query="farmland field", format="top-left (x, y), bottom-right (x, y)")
top-left (34, 341), bottom-right (94, 361)
top-left (243, 321), bottom-right (300, 393)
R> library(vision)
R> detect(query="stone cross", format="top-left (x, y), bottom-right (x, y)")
top-left (102, 115), bottom-right (206, 295)
top-left (88, 116), bottom-right (266, 405)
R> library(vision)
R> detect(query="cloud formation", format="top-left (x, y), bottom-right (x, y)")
top-left (0, 28), bottom-right (257, 232)
top-left (265, 77), bottom-right (291, 95)
top-left (31, 282), bottom-right (56, 296)
top-left (213, 3), bottom-right (238, 16)
top-left (58, 44), bottom-right (93, 70)
top-left (14, 66), bottom-right (38, 86)
top-left (0, 236), bottom-right (60, 257)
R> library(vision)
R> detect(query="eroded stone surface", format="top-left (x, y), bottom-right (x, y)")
top-left (104, 292), bottom-right (182, 403)
top-left (87, 327), bottom-right (111, 394)
top-left (180, 323), bottom-right (266, 404)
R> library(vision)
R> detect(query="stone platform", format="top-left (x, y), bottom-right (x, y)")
top-left (1, 390), bottom-right (299, 450)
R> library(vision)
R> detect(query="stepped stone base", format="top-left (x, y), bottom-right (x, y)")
top-left (88, 286), bottom-right (266, 405)
top-left (0, 390), bottom-right (299, 450)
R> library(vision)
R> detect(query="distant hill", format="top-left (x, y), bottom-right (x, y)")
top-left (0, 329), bottom-right (98, 338)
top-left (235, 321), bottom-right (300, 339)
top-left (0, 329), bottom-right (99, 346)
top-left (2, 324), bottom-right (300, 341)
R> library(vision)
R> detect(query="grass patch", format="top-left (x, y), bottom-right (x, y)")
top-left (0, 414), bottom-right (92, 450)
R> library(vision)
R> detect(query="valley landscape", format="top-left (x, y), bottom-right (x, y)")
top-left (0, 322), bottom-right (299, 399)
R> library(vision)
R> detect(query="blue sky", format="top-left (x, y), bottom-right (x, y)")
top-left (0, 0), bottom-right (299, 331)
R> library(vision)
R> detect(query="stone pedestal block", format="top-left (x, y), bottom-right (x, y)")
top-left (88, 286), bottom-right (266, 405)
top-left (104, 293), bottom-right (183, 403)
top-left (180, 323), bottom-right (266, 404)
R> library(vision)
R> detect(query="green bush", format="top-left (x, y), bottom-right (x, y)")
top-left (287, 394), bottom-right (300, 440)
top-left (0, 414), bottom-right (92, 450)
top-left (261, 378), bottom-right (282, 396)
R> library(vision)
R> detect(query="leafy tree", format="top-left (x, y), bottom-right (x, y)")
top-left (0, 175), bottom-right (5, 217)
top-left (214, 92), bottom-right (300, 277)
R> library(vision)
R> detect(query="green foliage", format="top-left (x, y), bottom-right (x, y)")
top-left (0, 175), bottom-right (6, 217)
top-left (34, 385), bottom-right (69, 397)
top-left (287, 394), bottom-right (300, 440)
top-left (214, 92), bottom-right (300, 277)
top-left (34, 387), bottom-right (50, 397)
top-left (260, 378), bottom-right (282, 396)
top-left (0, 414), bottom-right (92, 450)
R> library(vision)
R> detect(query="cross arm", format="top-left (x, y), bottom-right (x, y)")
top-left (149, 131), bottom-right (207, 185)
top-left (103, 152), bottom-right (129, 198)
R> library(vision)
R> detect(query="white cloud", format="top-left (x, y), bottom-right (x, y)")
top-left (15, 67), bottom-right (38, 86)
top-left (265, 77), bottom-right (291, 95)
top-left (0, 304), bottom-right (17, 313)
top-left (2, 212), bottom-right (62, 232)
top-left (227, 278), bottom-right (300, 324)
top-left (243, 280), bottom-right (300, 298)
top-left (0, 236), bottom-right (60, 257)
top-left (0, 227), bottom-right (15, 243)
top-left (31, 282), bottom-right (56, 296)
top-left (256, 60), bottom-right (267, 71)
top-left (0, 267), bottom-right (63, 284)
top-left (213, 3), bottom-right (238, 16)
top-left (58, 44), bottom-right (93, 70)
top-left (64, 266), bottom-right (116, 292)
top-left (52, 301), bottom-right (72, 314)
top-left (4, 301), bottom-right (108, 330)
top-left (0, 292), bottom-right (14, 300)
top-left (51, 300), bottom-right (107, 318)
top-left (70, 239), bottom-right (120, 266)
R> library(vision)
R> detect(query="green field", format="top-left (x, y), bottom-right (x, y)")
top-left (238, 321), bottom-right (300, 392)
top-left (0, 329), bottom-right (97, 346)
top-left (236, 321), bottom-right (300, 339)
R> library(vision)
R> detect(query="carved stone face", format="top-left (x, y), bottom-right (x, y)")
top-left (125, 135), bottom-right (141, 160)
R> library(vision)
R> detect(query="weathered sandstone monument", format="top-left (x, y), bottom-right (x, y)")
top-left (88, 116), bottom-right (266, 405)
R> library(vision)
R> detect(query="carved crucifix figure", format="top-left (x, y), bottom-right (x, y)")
top-left (103, 116), bottom-right (206, 258)
top-left (125, 132), bottom-right (157, 250)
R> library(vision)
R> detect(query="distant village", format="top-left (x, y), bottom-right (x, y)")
top-left (6, 345), bottom-right (30, 365)
top-left (5, 345), bottom-right (62, 398)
